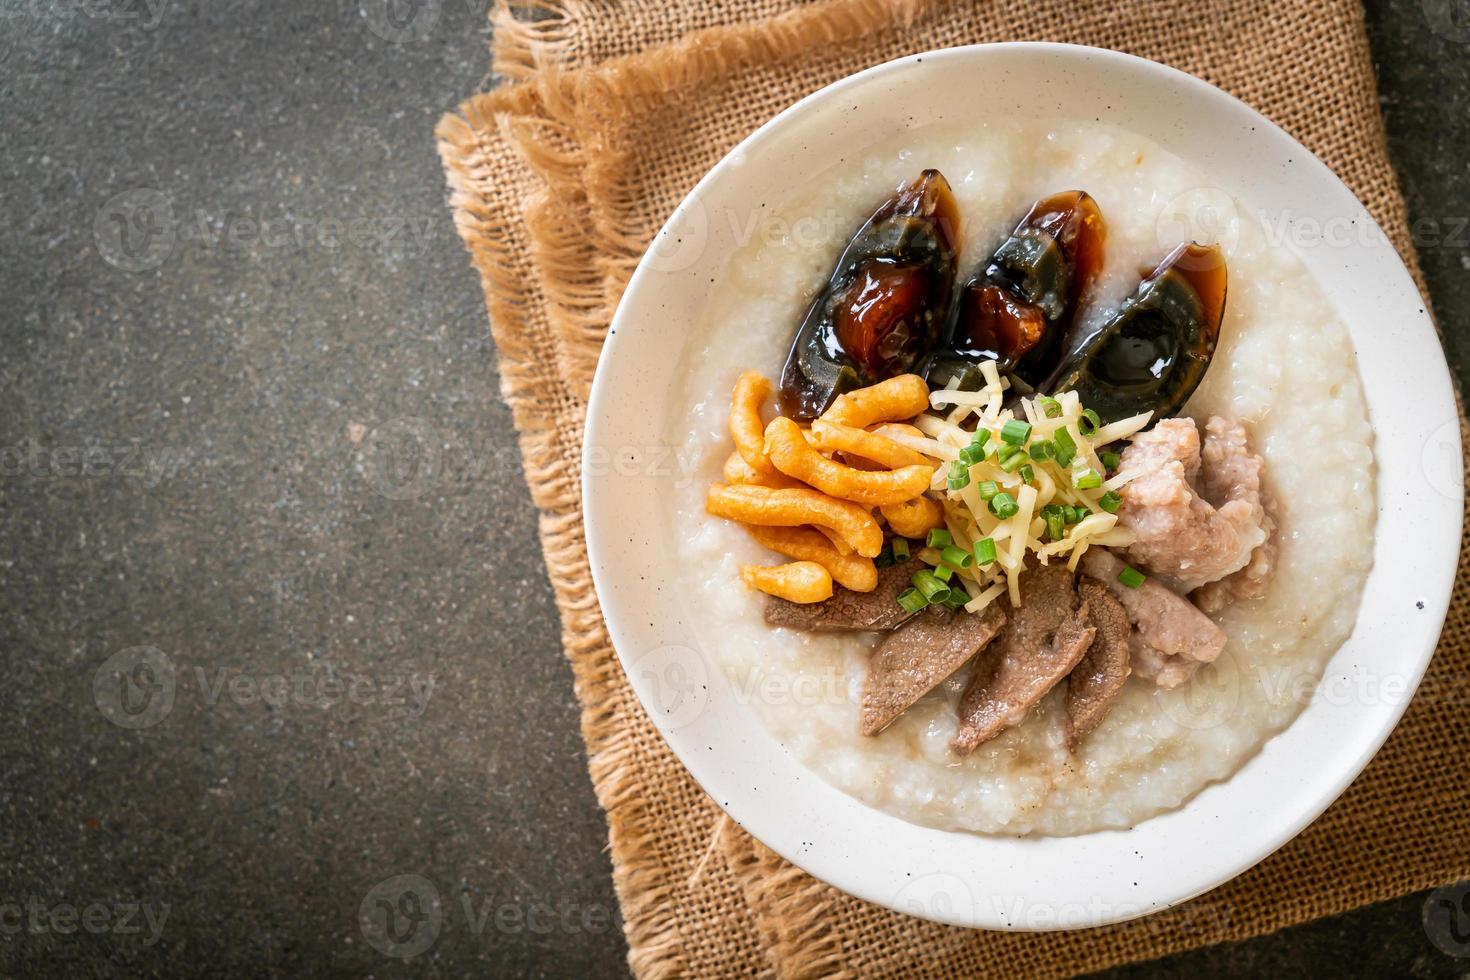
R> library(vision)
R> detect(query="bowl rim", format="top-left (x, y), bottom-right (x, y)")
top-left (582, 41), bottom-right (1464, 929)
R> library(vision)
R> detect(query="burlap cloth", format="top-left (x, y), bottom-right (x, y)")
top-left (437, 0), bottom-right (1470, 974)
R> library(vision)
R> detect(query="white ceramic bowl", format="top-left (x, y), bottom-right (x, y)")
top-left (582, 43), bottom-right (1463, 929)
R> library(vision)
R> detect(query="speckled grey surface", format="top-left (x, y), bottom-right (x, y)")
top-left (0, 0), bottom-right (1464, 976)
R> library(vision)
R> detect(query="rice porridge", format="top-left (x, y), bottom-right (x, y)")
top-left (663, 120), bottom-right (1375, 836)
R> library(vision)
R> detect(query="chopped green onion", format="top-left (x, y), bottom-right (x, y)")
top-left (971, 428), bottom-right (992, 451)
top-left (973, 537), bottom-right (998, 565)
top-left (933, 563), bottom-right (955, 583)
top-left (1118, 565), bottom-right (1147, 589)
top-left (1018, 463), bottom-right (1035, 483)
top-left (1053, 427), bottom-right (1077, 468)
top-left (874, 544), bottom-right (895, 568)
top-left (1037, 396), bottom-right (1062, 419)
top-left (926, 528), bottom-right (952, 549)
top-left (1073, 468), bottom-right (1103, 490)
top-left (897, 587), bottom-right (929, 613)
top-left (940, 544), bottom-right (973, 568)
top-left (999, 448), bottom-right (1026, 473)
top-left (958, 443), bottom-right (986, 465)
top-left (1065, 505), bottom-right (1086, 524)
top-left (1045, 510), bottom-right (1065, 541)
top-left (989, 492), bottom-right (1019, 520)
top-left (977, 480), bottom-right (999, 501)
top-left (1078, 408), bottom-right (1102, 436)
top-left (912, 569), bottom-right (950, 602)
top-left (947, 460), bottom-right (971, 490)
top-left (1100, 450), bottom-right (1122, 470)
top-left (1001, 419), bottom-right (1032, 445)
top-left (892, 537), bottom-right (910, 560)
top-left (1028, 440), bottom-right (1054, 461)
top-left (1098, 491), bottom-right (1122, 514)
top-left (942, 588), bottom-right (971, 609)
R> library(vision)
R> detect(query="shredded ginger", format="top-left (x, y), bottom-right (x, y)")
top-left (906, 363), bottom-right (1153, 613)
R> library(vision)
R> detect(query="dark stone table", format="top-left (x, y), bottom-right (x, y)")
top-left (0, 1), bottom-right (1464, 975)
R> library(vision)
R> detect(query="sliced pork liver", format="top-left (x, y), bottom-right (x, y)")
top-left (1065, 579), bottom-right (1132, 750)
top-left (950, 563), bottom-right (1096, 755)
top-left (764, 558), bottom-right (919, 633)
top-left (1080, 549), bottom-right (1225, 689)
top-left (859, 603), bottom-right (1006, 737)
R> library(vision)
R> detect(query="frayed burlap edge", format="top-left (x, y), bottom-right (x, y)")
top-left (469, 0), bottom-right (922, 402)
top-left (502, 0), bottom-right (937, 401)
top-left (491, 1), bottom-right (580, 81)
top-left (490, 0), bottom-right (817, 85)
top-left (437, 93), bottom-right (705, 976)
top-left (438, 79), bottom-right (778, 979)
